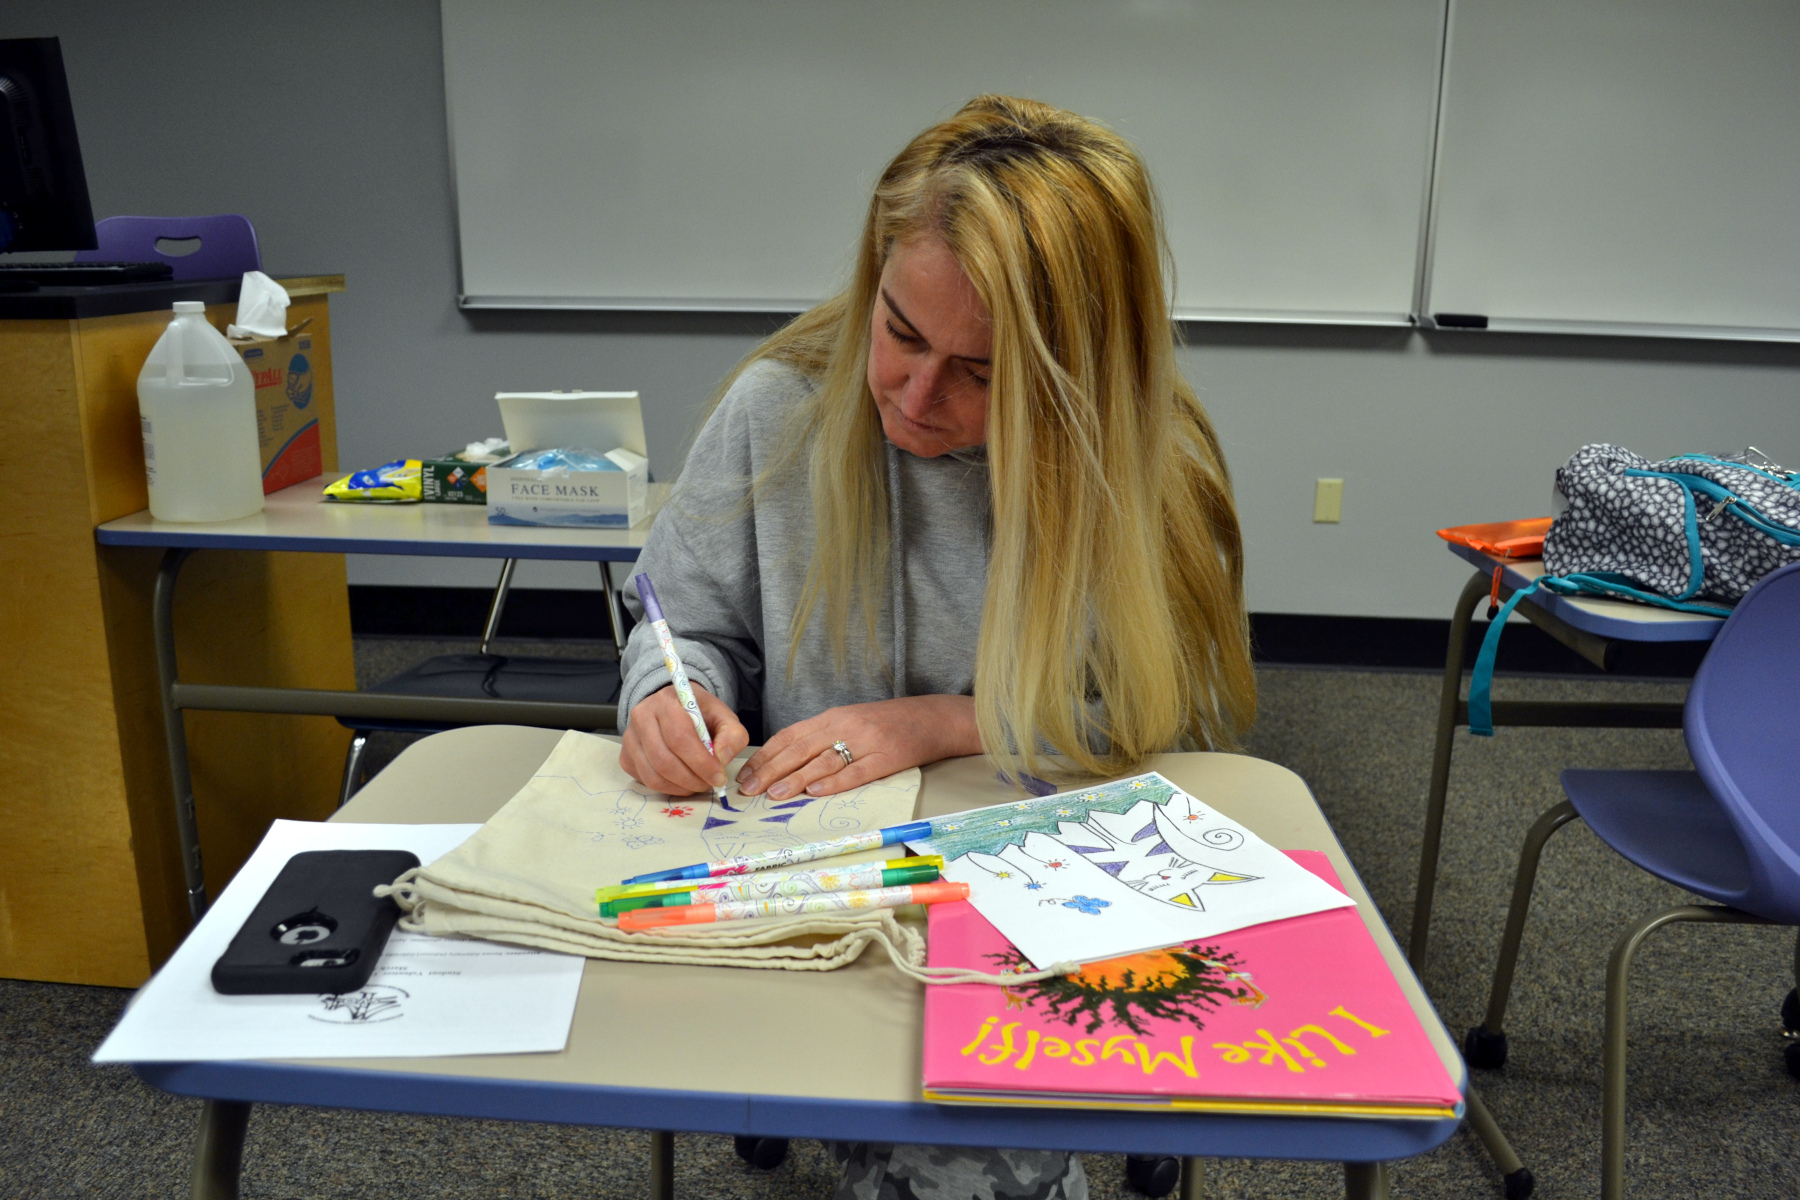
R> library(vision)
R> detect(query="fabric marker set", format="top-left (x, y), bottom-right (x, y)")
top-left (617, 571), bottom-right (969, 934)
top-left (601, 852), bottom-right (961, 933)
top-left (598, 856), bottom-right (944, 915)
top-left (610, 814), bottom-right (965, 933)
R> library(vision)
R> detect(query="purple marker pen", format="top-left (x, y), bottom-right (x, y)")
top-left (635, 572), bottom-right (728, 803)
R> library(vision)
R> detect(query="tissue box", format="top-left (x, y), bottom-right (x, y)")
top-left (233, 329), bottom-right (321, 493)
top-left (419, 460), bottom-right (489, 503)
top-left (487, 448), bottom-right (650, 527)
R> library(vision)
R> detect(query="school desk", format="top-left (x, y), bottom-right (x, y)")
top-left (136, 725), bottom-right (1467, 1200)
top-left (1407, 542), bottom-right (1727, 969)
top-left (93, 483), bottom-right (667, 933)
top-left (0, 275), bottom-right (346, 988)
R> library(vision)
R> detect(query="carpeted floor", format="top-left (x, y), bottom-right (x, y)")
top-left (2, 643), bottom-right (1795, 1199)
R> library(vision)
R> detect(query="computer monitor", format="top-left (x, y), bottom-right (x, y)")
top-left (0, 37), bottom-right (97, 253)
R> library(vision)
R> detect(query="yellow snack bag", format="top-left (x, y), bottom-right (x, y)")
top-left (323, 459), bottom-right (423, 503)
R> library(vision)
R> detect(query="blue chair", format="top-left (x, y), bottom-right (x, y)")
top-left (75, 214), bottom-right (261, 280)
top-left (1462, 560), bottom-right (1800, 1199)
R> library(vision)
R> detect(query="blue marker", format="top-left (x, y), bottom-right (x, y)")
top-left (622, 820), bottom-right (936, 885)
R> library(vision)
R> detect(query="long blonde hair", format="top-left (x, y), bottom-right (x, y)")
top-left (723, 95), bottom-right (1255, 778)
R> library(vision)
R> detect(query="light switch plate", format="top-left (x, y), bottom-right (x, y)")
top-left (1314, 478), bottom-right (1343, 523)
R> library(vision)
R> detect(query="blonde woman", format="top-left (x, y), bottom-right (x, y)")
top-left (618, 96), bottom-right (1255, 1199)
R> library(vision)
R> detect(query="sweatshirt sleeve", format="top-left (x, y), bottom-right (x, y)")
top-left (618, 362), bottom-right (802, 726)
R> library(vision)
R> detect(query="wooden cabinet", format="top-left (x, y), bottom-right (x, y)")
top-left (0, 277), bottom-right (355, 986)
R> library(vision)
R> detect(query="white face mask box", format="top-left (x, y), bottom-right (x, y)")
top-left (485, 391), bottom-right (650, 528)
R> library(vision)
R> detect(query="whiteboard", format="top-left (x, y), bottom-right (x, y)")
top-left (1423, 0), bottom-right (1800, 339)
top-left (441, 0), bottom-right (1445, 321)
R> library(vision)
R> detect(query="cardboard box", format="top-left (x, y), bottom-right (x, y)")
top-left (487, 448), bottom-right (649, 527)
top-left (419, 459), bottom-right (489, 503)
top-left (232, 327), bottom-right (321, 493)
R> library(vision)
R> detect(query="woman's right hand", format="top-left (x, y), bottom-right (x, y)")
top-left (619, 682), bottom-right (750, 796)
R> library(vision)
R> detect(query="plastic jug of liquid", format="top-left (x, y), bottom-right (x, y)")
top-left (136, 301), bottom-right (264, 521)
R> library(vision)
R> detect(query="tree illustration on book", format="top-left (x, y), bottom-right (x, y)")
top-left (909, 772), bottom-right (1355, 968)
top-left (986, 941), bottom-right (1266, 1036)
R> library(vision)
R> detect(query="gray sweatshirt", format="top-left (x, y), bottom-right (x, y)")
top-left (619, 360), bottom-right (992, 734)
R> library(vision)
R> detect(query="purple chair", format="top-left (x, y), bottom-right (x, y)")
top-left (1461, 559), bottom-right (1800, 1199)
top-left (74, 214), bottom-right (260, 280)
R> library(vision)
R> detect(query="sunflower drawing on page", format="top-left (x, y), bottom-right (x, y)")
top-left (907, 773), bottom-right (1354, 970)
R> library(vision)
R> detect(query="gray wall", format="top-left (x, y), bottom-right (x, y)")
top-left (10, 1), bottom-right (1797, 618)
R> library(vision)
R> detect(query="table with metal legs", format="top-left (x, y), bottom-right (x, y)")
top-left (1403, 546), bottom-right (1724, 1199)
top-left (1408, 552), bottom-right (1720, 970)
top-left (97, 482), bottom-right (667, 924)
top-left (138, 727), bottom-right (1466, 1200)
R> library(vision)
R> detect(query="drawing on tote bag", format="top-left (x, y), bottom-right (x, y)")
top-left (526, 731), bottom-right (922, 876)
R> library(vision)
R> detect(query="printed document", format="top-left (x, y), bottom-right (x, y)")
top-left (93, 821), bottom-right (585, 1063)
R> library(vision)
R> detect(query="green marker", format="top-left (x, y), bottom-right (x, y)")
top-left (599, 859), bottom-right (942, 918)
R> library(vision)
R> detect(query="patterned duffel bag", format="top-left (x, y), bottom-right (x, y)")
top-left (1469, 444), bottom-right (1800, 734)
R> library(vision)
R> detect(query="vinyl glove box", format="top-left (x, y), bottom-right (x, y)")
top-left (419, 437), bottom-right (510, 503)
top-left (419, 459), bottom-right (488, 503)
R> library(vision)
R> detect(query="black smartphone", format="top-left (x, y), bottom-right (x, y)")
top-left (211, 849), bottom-right (420, 995)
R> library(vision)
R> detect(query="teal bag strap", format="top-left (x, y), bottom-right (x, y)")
top-left (1469, 569), bottom-right (1732, 737)
top-left (1541, 571), bottom-right (1732, 616)
top-left (1467, 579), bottom-right (1542, 737)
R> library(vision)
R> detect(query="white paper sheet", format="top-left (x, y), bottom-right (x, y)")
top-left (907, 772), bottom-right (1356, 970)
top-left (93, 821), bottom-right (585, 1063)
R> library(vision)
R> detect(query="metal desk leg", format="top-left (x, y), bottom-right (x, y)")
top-left (478, 558), bottom-right (519, 654)
top-left (650, 1129), bottom-right (674, 1200)
top-left (1464, 1088), bottom-right (1534, 1199)
top-left (600, 561), bottom-right (628, 656)
top-left (1343, 1160), bottom-right (1389, 1200)
top-left (1408, 570), bottom-right (1489, 967)
top-left (337, 731), bottom-right (371, 810)
top-left (152, 547), bottom-right (208, 924)
top-left (1467, 800), bottom-right (1581, 1067)
top-left (1179, 1156), bottom-right (1204, 1200)
top-left (188, 1099), bottom-right (251, 1200)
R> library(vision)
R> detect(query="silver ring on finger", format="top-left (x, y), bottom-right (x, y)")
top-left (831, 739), bottom-right (853, 766)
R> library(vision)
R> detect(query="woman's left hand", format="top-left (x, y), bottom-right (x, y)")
top-left (735, 695), bottom-right (982, 800)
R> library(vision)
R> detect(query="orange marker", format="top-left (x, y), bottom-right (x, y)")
top-left (619, 880), bottom-right (968, 932)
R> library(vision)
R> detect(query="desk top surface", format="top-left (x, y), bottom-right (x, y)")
top-left (96, 479), bottom-right (667, 561)
top-left (138, 727), bottom-right (1461, 1160)
top-left (0, 273), bottom-right (344, 321)
top-left (1447, 540), bottom-right (1725, 642)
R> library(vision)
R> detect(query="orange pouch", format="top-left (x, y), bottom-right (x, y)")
top-left (1435, 517), bottom-right (1554, 559)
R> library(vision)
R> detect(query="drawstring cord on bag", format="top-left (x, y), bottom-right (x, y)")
top-left (381, 869), bottom-right (1080, 987)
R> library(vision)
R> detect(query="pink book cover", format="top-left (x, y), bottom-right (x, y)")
top-left (922, 852), bottom-right (1461, 1118)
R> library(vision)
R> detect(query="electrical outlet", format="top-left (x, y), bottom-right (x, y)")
top-left (1313, 478), bottom-right (1343, 523)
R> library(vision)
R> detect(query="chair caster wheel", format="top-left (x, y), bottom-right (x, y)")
top-left (1124, 1153), bottom-right (1181, 1198)
top-left (1463, 1024), bottom-right (1508, 1070)
top-left (733, 1136), bottom-right (789, 1171)
top-left (1784, 1040), bottom-right (1800, 1083)
top-left (1503, 1166), bottom-right (1535, 1199)
top-left (1780, 988), bottom-right (1799, 1033)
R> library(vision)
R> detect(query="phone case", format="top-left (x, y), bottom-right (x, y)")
top-left (210, 849), bottom-right (421, 995)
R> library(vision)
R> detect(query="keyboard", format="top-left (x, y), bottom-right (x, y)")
top-left (0, 260), bottom-right (177, 289)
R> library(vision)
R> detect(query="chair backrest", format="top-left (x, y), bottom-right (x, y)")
top-left (1685, 558), bottom-right (1800, 924)
top-left (74, 214), bottom-right (260, 280)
